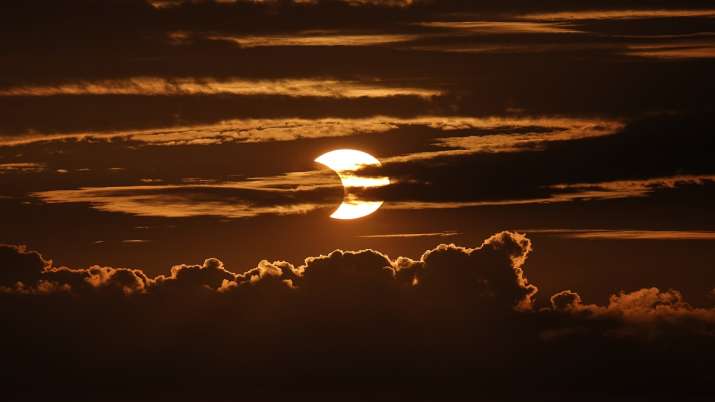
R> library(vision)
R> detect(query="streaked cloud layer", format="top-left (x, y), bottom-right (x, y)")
top-left (208, 32), bottom-right (417, 47)
top-left (359, 230), bottom-right (460, 238)
top-left (520, 229), bottom-right (715, 240)
top-left (0, 116), bottom-right (621, 146)
top-left (30, 174), bottom-right (715, 219)
top-left (418, 21), bottom-right (581, 34)
top-left (518, 9), bottom-right (715, 21)
top-left (0, 77), bottom-right (441, 98)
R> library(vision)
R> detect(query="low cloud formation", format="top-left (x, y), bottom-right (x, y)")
top-left (2, 231), bottom-right (714, 400)
top-left (3, 232), bottom-right (714, 331)
top-left (549, 287), bottom-right (715, 337)
top-left (0, 232), bottom-right (537, 309)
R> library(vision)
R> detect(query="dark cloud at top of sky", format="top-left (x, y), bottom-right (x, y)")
top-left (1, 232), bottom-right (714, 401)
top-left (0, 0), bottom-right (712, 140)
top-left (1, 0), bottom-right (714, 82)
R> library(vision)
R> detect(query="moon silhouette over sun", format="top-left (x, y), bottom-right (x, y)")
top-left (315, 149), bottom-right (390, 220)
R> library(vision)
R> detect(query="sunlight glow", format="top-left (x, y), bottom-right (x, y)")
top-left (314, 149), bottom-right (390, 220)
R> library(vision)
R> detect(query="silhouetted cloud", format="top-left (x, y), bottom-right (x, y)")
top-left (0, 244), bottom-right (151, 295)
top-left (0, 232), bottom-right (537, 308)
top-left (2, 232), bottom-right (715, 400)
top-left (549, 287), bottom-right (715, 337)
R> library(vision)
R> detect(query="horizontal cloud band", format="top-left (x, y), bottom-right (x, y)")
top-left (2, 231), bottom-right (714, 339)
top-left (3, 231), bottom-right (715, 400)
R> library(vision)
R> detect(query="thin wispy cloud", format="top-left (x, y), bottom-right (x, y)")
top-left (0, 163), bottom-right (45, 173)
top-left (0, 77), bottom-right (442, 98)
top-left (384, 175), bottom-right (715, 211)
top-left (519, 229), bottom-right (715, 240)
top-left (519, 9), bottom-right (715, 21)
top-left (31, 180), bottom-right (337, 219)
top-left (31, 174), bottom-right (715, 219)
top-left (418, 21), bottom-right (582, 34)
top-left (359, 230), bottom-right (460, 239)
top-left (0, 116), bottom-right (621, 147)
top-left (626, 42), bottom-right (715, 59)
top-left (549, 175), bottom-right (715, 200)
top-left (149, 0), bottom-right (416, 9)
top-left (383, 118), bottom-right (623, 163)
top-left (209, 32), bottom-right (418, 47)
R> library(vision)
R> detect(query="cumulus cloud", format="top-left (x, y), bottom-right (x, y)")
top-left (0, 245), bottom-right (151, 295)
top-left (548, 287), bottom-right (715, 338)
top-left (2, 232), bottom-right (715, 400)
top-left (4, 231), bottom-right (714, 335)
top-left (0, 232), bottom-right (537, 311)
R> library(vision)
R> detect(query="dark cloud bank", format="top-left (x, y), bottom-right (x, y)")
top-left (1, 232), bottom-right (714, 402)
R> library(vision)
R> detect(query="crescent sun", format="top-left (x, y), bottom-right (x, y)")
top-left (315, 149), bottom-right (390, 220)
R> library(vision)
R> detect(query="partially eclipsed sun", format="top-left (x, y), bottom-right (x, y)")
top-left (315, 149), bottom-right (390, 220)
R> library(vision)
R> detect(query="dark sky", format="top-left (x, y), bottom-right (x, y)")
top-left (1, 1), bottom-right (715, 401)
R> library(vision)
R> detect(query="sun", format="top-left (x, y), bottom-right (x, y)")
top-left (315, 149), bottom-right (390, 220)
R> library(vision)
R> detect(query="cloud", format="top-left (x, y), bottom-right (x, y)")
top-left (626, 41), bottom-right (715, 59)
top-left (520, 229), bottom-right (715, 240)
top-left (153, 257), bottom-right (239, 291)
top-left (149, 0), bottom-right (417, 8)
top-left (519, 9), bottom-right (715, 21)
top-left (382, 118), bottom-right (623, 162)
top-left (9, 231), bottom-right (715, 334)
top-left (0, 77), bottom-right (442, 98)
top-left (379, 174), bottom-right (715, 212)
top-left (417, 21), bottom-right (582, 34)
top-left (3, 233), bottom-right (715, 344)
top-left (30, 170), bottom-right (715, 219)
top-left (0, 115), bottom-right (620, 147)
top-left (547, 174), bottom-right (715, 201)
top-left (0, 245), bottom-right (49, 289)
top-left (0, 244), bottom-right (151, 295)
top-left (31, 174), bottom-right (341, 218)
top-left (208, 32), bottom-right (418, 47)
top-left (358, 230), bottom-right (460, 238)
top-left (3, 232), bottom-right (715, 400)
top-left (0, 232), bottom-right (537, 309)
top-left (549, 287), bottom-right (715, 337)
top-left (0, 163), bottom-right (45, 173)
